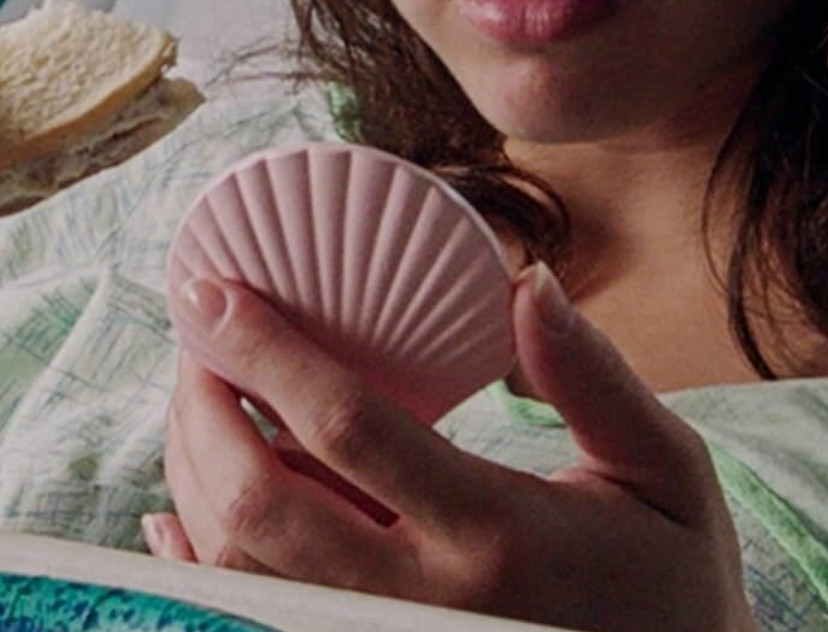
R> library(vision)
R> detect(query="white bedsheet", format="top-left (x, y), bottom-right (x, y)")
top-left (0, 88), bottom-right (338, 549)
top-left (0, 0), bottom-right (317, 550)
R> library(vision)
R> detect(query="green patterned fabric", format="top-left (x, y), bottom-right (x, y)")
top-left (324, 83), bottom-right (361, 144)
top-left (712, 448), bottom-right (828, 607)
top-left (456, 381), bottom-right (828, 630)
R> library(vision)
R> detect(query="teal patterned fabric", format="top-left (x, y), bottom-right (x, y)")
top-left (0, 573), bottom-right (276, 631)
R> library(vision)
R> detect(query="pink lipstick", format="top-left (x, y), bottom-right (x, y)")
top-left (457, 0), bottom-right (621, 47)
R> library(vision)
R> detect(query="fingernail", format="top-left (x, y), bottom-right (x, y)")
top-left (178, 278), bottom-right (228, 333)
top-left (533, 262), bottom-right (574, 334)
top-left (141, 514), bottom-right (165, 555)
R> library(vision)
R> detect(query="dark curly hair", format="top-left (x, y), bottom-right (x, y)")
top-left (266, 0), bottom-right (828, 379)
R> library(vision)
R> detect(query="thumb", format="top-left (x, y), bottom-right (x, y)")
top-left (513, 263), bottom-right (716, 520)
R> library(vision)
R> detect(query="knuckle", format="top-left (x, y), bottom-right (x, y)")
top-left (667, 417), bottom-right (724, 516)
top-left (165, 399), bottom-right (178, 437)
top-left (170, 376), bottom-right (188, 413)
top-left (171, 361), bottom-right (208, 418)
top-left (306, 388), bottom-right (379, 465)
top-left (218, 474), bottom-right (277, 542)
top-left (168, 389), bottom-right (187, 423)
top-left (424, 515), bottom-right (514, 595)
top-left (673, 418), bottom-right (714, 469)
top-left (449, 527), bottom-right (516, 609)
top-left (214, 545), bottom-right (273, 575)
top-left (162, 436), bottom-right (176, 483)
top-left (222, 291), bottom-right (280, 361)
top-left (238, 336), bottom-right (278, 376)
top-left (476, 524), bottom-right (516, 575)
top-left (213, 543), bottom-right (240, 568)
top-left (685, 427), bottom-right (711, 461)
top-left (163, 411), bottom-right (183, 482)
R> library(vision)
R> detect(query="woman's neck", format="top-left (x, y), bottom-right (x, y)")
top-left (503, 58), bottom-right (763, 298)
top-left (501, 58), bottom-right (808, 395)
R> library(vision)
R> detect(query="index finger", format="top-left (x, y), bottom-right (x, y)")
top-left (171, 279), bottom-right (505, 533)
top-left (173, 353), bottom-right (417, 590)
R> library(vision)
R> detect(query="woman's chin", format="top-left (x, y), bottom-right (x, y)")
top-left (471, 80), bottom-right (684, 146)
top-left (475, 99), bottom-right (611, 145)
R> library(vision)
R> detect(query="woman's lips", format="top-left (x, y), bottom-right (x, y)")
top-left (456, 0), bottom-right (621, 47)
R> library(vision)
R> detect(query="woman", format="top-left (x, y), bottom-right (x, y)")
top-left (143, 1), bottom-right (828, 630)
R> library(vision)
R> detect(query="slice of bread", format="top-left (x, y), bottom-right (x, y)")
top-left (0, 0), bottom-right (177, 170)
top-left (0, 0), bottom-right (204, 216)
top-left (0, 78), bottom-right (204, 216)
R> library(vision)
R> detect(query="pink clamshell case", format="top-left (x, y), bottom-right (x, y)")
top-left (167, 142), bottom-right (515, 425)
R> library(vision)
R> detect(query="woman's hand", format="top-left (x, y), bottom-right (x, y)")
top-left (145, 264), bottom-right (757, 632)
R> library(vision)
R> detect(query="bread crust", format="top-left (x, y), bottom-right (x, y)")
top-left (0, 35), bottom-right (177, 172)
top-left (0, 77), bottom-right (204, 218)
top-left (0, 197), bottom-right (42, 219)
